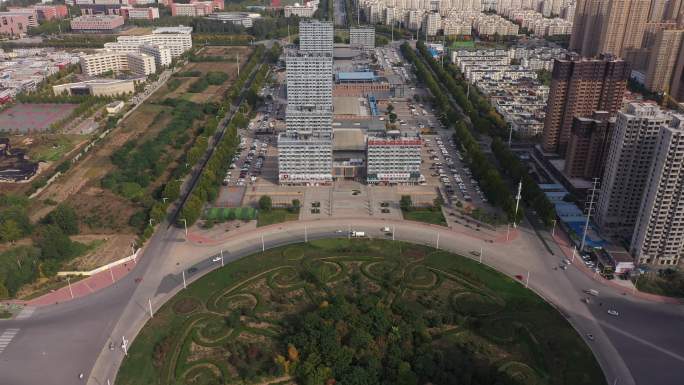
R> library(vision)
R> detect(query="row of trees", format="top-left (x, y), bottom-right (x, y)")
top-left (402, 42), bottom-right (521, 222)
top-left (187, 71), bottom-right (229, 93)
top-left (414, 41), bottom-right (555, 225)
top-left (171, 46), bottom-right (269, 226)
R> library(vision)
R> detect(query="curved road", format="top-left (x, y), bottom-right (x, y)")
top-left (1, 218), bottom-right (683, 385)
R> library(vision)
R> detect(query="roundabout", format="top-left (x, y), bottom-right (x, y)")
top-left (116, 238), bottom-right (605, 385)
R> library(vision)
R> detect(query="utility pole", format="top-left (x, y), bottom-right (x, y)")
top-left (305, 225), bottom-right (308, 243)
top-left (66, 276), bottom-right (74, 299)
top-left (220, 249), bottom-right (224, 267)
top-left (148, 298), bottom-right (154, 318)
top-left (182, 270), bottom-right (186, 289)
top-left (479, 247), bottom-right (483, 263)
top-left (436, 231), bottom-right (440, 249)
top-left (579, 178), bottom-right (600, 253)
top-left (513, 180), bottom-right (522, 227)
top-left (261, 234), bottom-right (265, 252)
top-left (181, 218), bottom-right (188, 238)
top-left (236, 53), bottom-right (240, 77)
top-left (525, 271), bottom-right (530, 288)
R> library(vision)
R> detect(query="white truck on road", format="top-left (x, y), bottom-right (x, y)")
top-left (350, 231), bottom-right (365, 238)
top-left (584, 289), bottom-right (599, 296)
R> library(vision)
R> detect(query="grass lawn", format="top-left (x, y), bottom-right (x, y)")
top-left (0, 310), bottom-right (11, 319)
top-left (116, 239), bottom-right (605, 385)
top-left (203, 207), bottom-right (257, 222)
top-left (256, 208), bottom-right (299, 227)
top-left (402, 207), bottom-right (447, 226)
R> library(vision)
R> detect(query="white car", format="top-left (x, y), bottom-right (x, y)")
top-left (607, 309), bottom-right (619, 316)
top-left (212, 256), bottom-right (221, 262)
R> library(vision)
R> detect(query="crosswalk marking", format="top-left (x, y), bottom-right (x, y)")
top-left (15, 307), bottom-right (35, 320)
top-left (0, 328), bottom-right (20, 354)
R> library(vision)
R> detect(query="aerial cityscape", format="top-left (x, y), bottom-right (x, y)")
top-left (0, 0), bottom-right (683, 384)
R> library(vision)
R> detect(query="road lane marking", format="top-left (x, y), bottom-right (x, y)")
top-left (0, 328), bottom-right (19, 354)
top-left (599, 320), bottom-right (684, 364)
top-left (15, 307), bottom-right (35, 320)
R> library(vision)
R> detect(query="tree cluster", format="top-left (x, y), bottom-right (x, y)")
top-left (0, 197), bottom-right (84, 298)
top-left (279, 294), bottom-right (521, 385)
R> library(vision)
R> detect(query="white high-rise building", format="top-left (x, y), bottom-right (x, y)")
top-left (631, 114), bottom-right (684, 266)
top-left (426, 11), bottom-right (441, 35)
top-left (278, 20), bottom-right (334, 185)
top-left (350, 26), bottom-right (376, 51)
top-left (298, 19), bottom-right (334, 53)
top-left (597, 102), bottom-right (671, 239)
top-left (285, 50), bottom-right (333, 108)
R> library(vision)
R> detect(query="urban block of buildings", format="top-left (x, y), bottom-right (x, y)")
top-left (70, 14), bottom-right (125, 31)
top-left (451, 43), bottom-right (567, 137)
top-left (79, 26), bottom-right (193, 76)
top-left (0, 48), bottom-right (80, 103)
top-left (278, 21), bottom-right (423, 185)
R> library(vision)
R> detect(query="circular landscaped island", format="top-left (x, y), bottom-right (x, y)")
top-left (116, 239), bottom-right (605, 385)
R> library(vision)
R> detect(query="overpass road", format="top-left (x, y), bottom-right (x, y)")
top-left (1, 218), bottom-right (683, 385)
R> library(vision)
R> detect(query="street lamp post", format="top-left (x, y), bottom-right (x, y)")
top-left (506, 223), bottom-right (510, 241)
top-left (148, 298), bottom-right (153, 318)
top-left (220, 249), bottom-right (224, 267)
top-left (181, 218), bottom-right (188, 238)
top-left (525, 271), bottom-right (530, 288)
top-left (552, 219), bottom-right (557, 236)
top-left (182, 270), bottom-right (187, 289)
top-left (261, 234), bottom-right (265, 252)
top-left (305, 225), bottom-right (308, 243)
top-left (392, 225), bottom-right (395, 241)
top-left (436, 231), bottom-right (440, 249)
top-left (109, 266), bottom-right (115, 284)
top-left (66, 276), bottom-right (74, 299)
top-left (479, 247), bottom-right (483, 263)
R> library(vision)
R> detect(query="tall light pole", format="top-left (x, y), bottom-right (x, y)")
top-left (525, 271), bottom-right (530, 288)
top-left (436, 231), bottom-right (440, 249)
top-left (579, 178), bottom-right (599, 253)
top-left (479, 247), bottom-right (483, 263)
top-left (552, 219), bottom-right (557, 236)
top-left (220, 249), bottom-right (224, 267)
top-left (261, 234), bottom-right (265, 252)
top-left (236, 53), bottom-right (240, 77)
top-left (148, 298), bottom-right (154, 318)
top-left (304, 225), bottom-right (308, 243)
top-left (513, 180), bottom-right (522, 228)
top-left (66, 276), bottom-right (74, 299)
top-left (181, 218), bottom-right (188, 238)
top-left (182, 270), bottom-right (187, 289)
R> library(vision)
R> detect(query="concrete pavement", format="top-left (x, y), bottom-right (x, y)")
top-left (1, 218), bottom-right (683, 385)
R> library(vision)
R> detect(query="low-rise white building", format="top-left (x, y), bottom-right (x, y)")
top-left (79, 51), bottom-right (156, 76)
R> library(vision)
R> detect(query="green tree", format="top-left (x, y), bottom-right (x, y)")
top-left (400, 195), bottom-right (412, 211)
top-left (34, 225), bottom-right (77, 263)
top-left (291, 199), bottom-right (301, 212)
top-left (0, 220), bottom-right (22, 243)
top-left (259, 195), bottom-right (272, 212)
top-left (0, 280), bottom-right (9, 299)
top-left (44, 204), bottom-right (79, 235)
top-left (389, 112), bottom-right (398, 123)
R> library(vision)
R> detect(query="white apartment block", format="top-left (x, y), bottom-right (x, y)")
top-left (631, 114), bottom-right (684, 266)
top-left (284, 4), bottom-right (317, 17)
top-left (298, 19), bottom-right (334, 53)
top-left (286, 50), bottom-right (333, 107)
top-left (278, 133), bottom-right (333, 185)
top-left (126, 52), bottom-right (156, 76)
top-left (139, 44), bottom-right (172, 68)
top-left (349, 26), bottom-right (376, 51)
top-left (104, 26), bottom-right (193, 57)
top-left (426, 11), bottom-right (441, 36)
top-left (597, 103), bottom-right (672, 240)
top-left (79, 51), bottom-right (156, 76)
top-left (285, 105), bottom-right (333, 135)
top-left (367, 133), bottom-right (423, 184)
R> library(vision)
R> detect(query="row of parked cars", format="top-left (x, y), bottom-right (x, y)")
top-left (223, 138), bottom-right (268, 186)
top-left (428, 137), bottom-right (488, 204)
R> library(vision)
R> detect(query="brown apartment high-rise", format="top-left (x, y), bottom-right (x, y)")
top-left (541, 55), bottom-right (630, 155)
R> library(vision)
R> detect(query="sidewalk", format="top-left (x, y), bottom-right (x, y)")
top-left (551, 226), bottom-right (682, 305)
top-left (5, 259), bottom-right (138, 308)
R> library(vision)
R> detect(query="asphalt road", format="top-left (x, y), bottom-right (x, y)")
top-left (1, 218), bottom-right (683, 385)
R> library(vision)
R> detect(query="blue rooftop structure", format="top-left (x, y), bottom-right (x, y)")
top-left (337, 71), bottom-right (377, 82)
